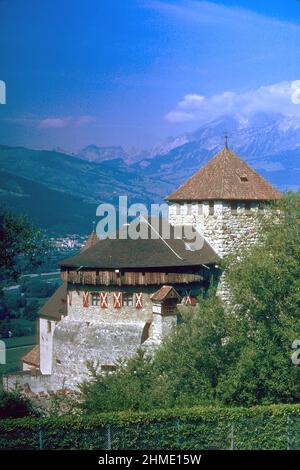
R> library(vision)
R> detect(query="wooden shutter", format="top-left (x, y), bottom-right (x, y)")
top-left (100, 292), bottom-right (108, 308)
top-left (135, 292), bottom-right (143, 309)
top-left (67, 290), bottom-right (72, 306)
top-left (113, 292), bottom-right (122, 308)
top-left (82, 292), bottom-right (89, 308)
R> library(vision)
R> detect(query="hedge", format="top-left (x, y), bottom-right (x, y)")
top-left (1, 404), bottom-right (300, 450)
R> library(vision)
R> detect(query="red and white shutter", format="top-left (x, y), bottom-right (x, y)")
top-left (113, 292), bottom-right (122, 309)
top-left (135, 292), bottom-right (143, 309)
top-left (67, 290), bottom-right (72, 306)
top-left (82, 292), bottom-right (89, 308)
top-left (100, 292), bottom-right (108, 308)
top-left (184, 295), bottom-right (192, 306)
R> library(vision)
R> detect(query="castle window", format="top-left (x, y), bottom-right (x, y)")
top-left (91, 293), bottom-right (100, 306)
top-left (231, 201), bottom-right (238, 215)
top-left (122, 293), bottom-right (133, 307)
top-left (47, 321), bottom-right (51, 333)
top-left (240, 175), bottom-right (248, 182)
top-left (245, 201), bottom-right (252, 215)
top-left (209, 201), bottom-right (214, 215)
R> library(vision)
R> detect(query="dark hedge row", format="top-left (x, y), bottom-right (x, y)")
top-left (1, 404), bottom-right (300, 450)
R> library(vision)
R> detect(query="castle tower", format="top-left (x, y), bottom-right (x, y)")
top-left (166, 146), bottom-right (282, 257)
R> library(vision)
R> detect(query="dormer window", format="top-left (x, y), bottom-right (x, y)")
top-left (240, 175), bottom-right (248, 182)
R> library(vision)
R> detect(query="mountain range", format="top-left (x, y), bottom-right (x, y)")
top-left (0, 113), bottom-right (299, 235)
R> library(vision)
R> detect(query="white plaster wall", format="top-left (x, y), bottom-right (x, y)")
top-left (22, 363), bottom-right (37, 372)
top-left (51, 318), bottom-right (146, 390)
top-left (151, 313), bottom-right (177, 341)
top-left (40, 318), bottom-right (56, 375)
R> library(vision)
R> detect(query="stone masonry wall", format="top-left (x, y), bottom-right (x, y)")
top-left (51, 318), bottom-right (146, 390)
top-left (67, 286), bottom-right (155, 323)
top-left (168, 201), bottom-right (261, 257)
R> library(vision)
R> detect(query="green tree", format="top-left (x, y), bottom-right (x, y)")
top-left (217, 192), bottom-right (300, 405)
top-left (22, 299), bottom-right (40, 321)
top-left (0, 207), bottom-right (48, 287)
top-left (80, 193), bottom-right (300, 412)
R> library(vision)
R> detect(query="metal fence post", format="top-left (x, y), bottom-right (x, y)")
top-left (287, 414), bottom-right (291, 451)
top-left (107, 424), bottom-right (112, 450)
top-left (176, 418), bottom-right (181, 449)
top-left (39, 430), bottom-right (44, 450)
top-left (230, 423), bottom-right (234, 450)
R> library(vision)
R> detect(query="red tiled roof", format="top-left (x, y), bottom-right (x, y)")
top-left (22, 345), bottom-right (40, 367)
top-left (39, 283), bottom-right (67, 321)
top-left (166, 147), bottom-right (282, 201)
top-left (151, 285), bottom-right (181, 302)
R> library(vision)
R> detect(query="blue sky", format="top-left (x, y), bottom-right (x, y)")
top-left (1, 0), bottom-right (300, 150)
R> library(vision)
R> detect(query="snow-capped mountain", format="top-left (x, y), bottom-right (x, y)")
top-left (137, 113), bottom-right (300, 191)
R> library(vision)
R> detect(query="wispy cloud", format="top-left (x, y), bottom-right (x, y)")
top-left (75, 115), bottom-right (96, 127)
top-left (145, 0), bottom-right (300, 30)
top-left (0, 115), bottom-right (97, 129)
top-left (38, 115), bottom-right (96, 129)
top-left (38, 117), bottom-right (72, 129)
top-left (165, 80), bottom-right (300, 123)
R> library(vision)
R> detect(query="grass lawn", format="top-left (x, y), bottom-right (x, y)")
top-left (0, 334), bottom-right (37, 375)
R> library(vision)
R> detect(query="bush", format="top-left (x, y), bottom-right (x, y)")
top-left (0, 390), bottom-right (37, 419)
top-left (0, 404), bottom-right (299, 450)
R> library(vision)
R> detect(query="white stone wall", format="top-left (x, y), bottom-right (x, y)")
top-left (40, 318), bottom-right (57, 375)
top-left (22, 363), bottom-right (37, 372)
top-left (67, 287), bottom-right (154, 324)
top-left (169, 201), bottom-right (261, 257)
top-left (47, 287), bottom-right (157, 389)
top-left (51, 318), bottom-right (146, 390)
top-left (150, 313), bottom-right (177, 342)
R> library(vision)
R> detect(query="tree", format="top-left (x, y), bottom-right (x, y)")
top-left (217, 192), bottom-right (300, 405)
top-left (23, 299), bottom-right (40, 321)
top-left (0, 207), bottom-right (48, 287)
top-left (80, 193), bottom-right (300, 412)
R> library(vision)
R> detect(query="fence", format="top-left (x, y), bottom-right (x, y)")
top-left (1, 409), bottom-right (300, 450)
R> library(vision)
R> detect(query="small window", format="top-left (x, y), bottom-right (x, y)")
top-left (209, 201), bottom-right (214, 215)
top-left (91, 293), bottom-right (100, 306)
top-left (122, 293), bottom-right (133, 307)
top-left (56, 358), bottom-right (61, 365)
top-left (240, 175), bottom-right (248, 182)
top-left (231, 201), bottom-right (238, 215)
top-left (245, 201), bottom-right (252, 215)
top-left (47, 321), bottom-right (51, 334)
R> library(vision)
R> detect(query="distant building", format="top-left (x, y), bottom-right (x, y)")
top-left (5, 146), bottom-right (281, 394)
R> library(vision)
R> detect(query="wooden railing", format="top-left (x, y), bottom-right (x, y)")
top-left (60, 269), bottom-right (202, 286)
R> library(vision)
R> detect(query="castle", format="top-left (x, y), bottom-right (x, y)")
top-left (5, 145), bottom-right (281, 393)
